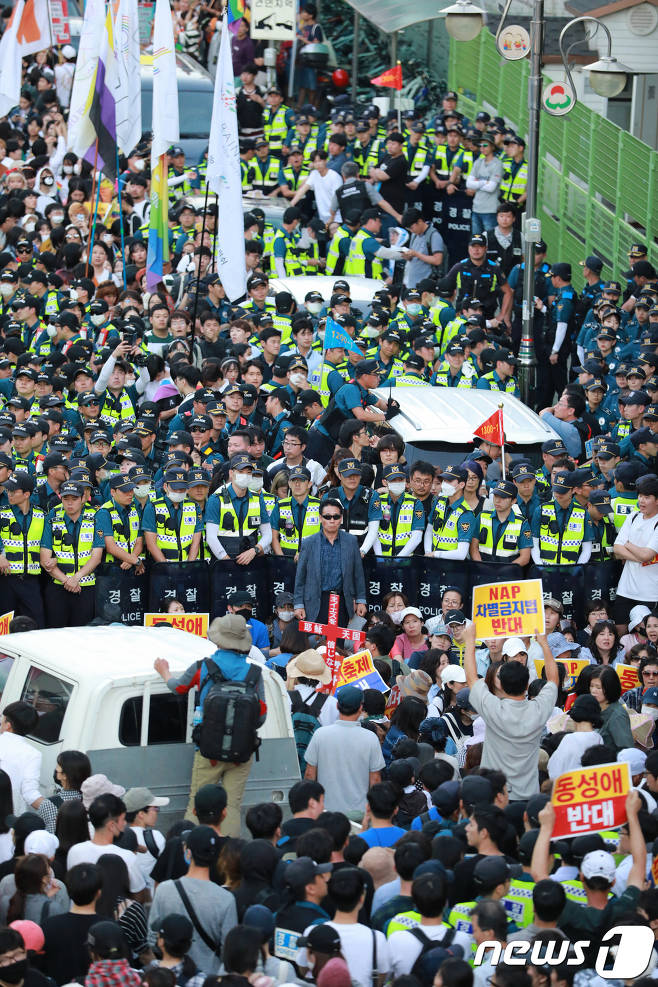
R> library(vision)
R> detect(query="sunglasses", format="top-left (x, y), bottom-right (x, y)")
top-left (322, 514), bottom-right (341, 520)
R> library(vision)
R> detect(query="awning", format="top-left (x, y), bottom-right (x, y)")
top-left (339, 0), bottom-right (443, 33)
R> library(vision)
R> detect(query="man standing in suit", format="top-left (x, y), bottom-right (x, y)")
top-left (293, 499), bottom-right (367, 625)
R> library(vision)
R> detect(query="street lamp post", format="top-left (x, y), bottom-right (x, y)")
top-left (439, 0), bottom-right (633, 407)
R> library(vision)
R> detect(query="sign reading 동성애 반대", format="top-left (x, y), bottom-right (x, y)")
top-left (551, 762), bottom-right (631, 839)
top-left (472, 579), bottom-right (544, 639)
top-left (144, 612), bottom-right (209, 637)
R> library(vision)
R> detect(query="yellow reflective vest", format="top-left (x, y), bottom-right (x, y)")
top-left (50, 505), bottom-right (98, 586)
top-left (276, 496), bottom-right (321, 555)
top-left (152, 497), bottom-right (197, 562)
top-left (0, 506), bottom-right (45, 575)
top-left (538, 500), bottom-right (586, 565)
top-left (100, 498), bottom-right (140, 563)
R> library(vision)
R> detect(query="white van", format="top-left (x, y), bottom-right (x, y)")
top-left (0, 626), bottom-right (299, 831)
top-left (374, 387), bottom-right (559, 469)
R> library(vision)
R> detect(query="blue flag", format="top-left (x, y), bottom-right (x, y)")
top-left (324, 315), bottom-right (363, 355)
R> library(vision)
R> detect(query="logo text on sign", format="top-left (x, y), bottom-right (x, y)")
top-left (551, 762), bottom-right (631, 839)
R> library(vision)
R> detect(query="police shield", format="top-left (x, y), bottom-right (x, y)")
top-left (417, 558), bottom-right (470, 621)
top-left (363, 556), bottom-right (418, 610)
top-left (527, 564), bottom-right (585, 620)
top-left (267, 556), bottom-right (297, 613)
top-left (470, 561), bottom-right (528, 590)
top-left (587, 559), bottom-right (623, 604)
top-left (148, 562), bottom-right (211, 615)
top-left (210, 556), bottom-right (271, 621)
top-left (95, 564), bottom-right (148, 624)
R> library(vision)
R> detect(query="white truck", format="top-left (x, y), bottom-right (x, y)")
top-left (0, 625), bottom-right (300, 831)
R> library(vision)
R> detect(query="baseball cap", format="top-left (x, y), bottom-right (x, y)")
top-left (445, 609), bottom-right (466, 626)
top-left (194, 784), bottom-right (228, 816)
top-left (4, 473), bottom-right (34, 493)
top-left (439, 466), bottom-right (467, 484)
top-left (492, 479), bottom-right (517, 498)
top-left (588, 491), bottom-right (613, 515)
top-left (335, 685), bottom-right (364, 714)
top-left (59, 481), bottom-right (85, 498)
top-left (469, 234), bottom-right (487, 247)
top-left (163, 470), bottom-right (188, 490)
top-left (184, 825), bottom-right (222, 865)
top-left (123, 787), bottom-right (169, 813)
top-left (581, 850), bottom-right (616, 882)
top-left (86, 922), bottom-right (127, 960)
top-left (285, 856), bottom-right (333, 891)
top-left (580, 255), bottom-right (603, 273)
top-left (297, 924), bottom-right (342, 953)
top-left (157, 915), bottom-right (194, 949)
top-left (337, 458), bottom-right (362, 477)
top-left (461, 774), bottom-right (493, 805)
top-left (474, 856), bottom-right (511, 890)
top-left (501, 637), bottom-right (527, 658)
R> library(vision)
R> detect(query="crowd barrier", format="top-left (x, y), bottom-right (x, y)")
top-left (94, 557), bottom-right (623, 626)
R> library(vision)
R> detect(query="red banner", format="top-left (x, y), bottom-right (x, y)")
top-left (49, 0), bottom-right (70, 43)
top-left (474, 408), bottom-right (504, 446)
top-left (551, 762), bottom-right (631, 839)
top-left (370, 65), bottom-right (403, 91)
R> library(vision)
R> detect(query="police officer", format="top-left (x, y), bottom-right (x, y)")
top-left (343, 209), bottom-right (407, 279)
top-left (205, 454), bottom-right (271, 562)
top-left (263, 87), bottom-right (294, 159)
top-left (507, 240), bottom-right (551, 356)
top-left (512, 462), bottom-right (541, 522)
top-left (444, 233), bottom-right (513, 322)
top-left (424, 465), bottom-right (477, 560)
top-left (251, 139), bottom-right (281, 195)
top-left (540, 262), bottom-right (576, 406)
top-left (587, 490), bottom-right (617, 563)
top-left (380, 352), bottom-right (431, 388)
top-left (331, 162), bottom-right (374, 221)
top-left (0, 472), bottom-right (45, 627)
top-left (531, 471), bottom-right (592, 566)
top-left (324, 457), bottom-right (382, 556)
top-left (498, 135), bottom-right (528, 206)
top-left (374, 465), bottom-right (425, 557)
top-left (325, 211), bottom-right (359, 277)
top-left (476, 349), bottom-right (519, 396)
top-left (270, 466), bottom-right (321, 560)
top-left (96, 474), bottom-right (144, 569)
top-left (471, 478), bottom-right (532, 565)
top-left (535, 439), bottom-right (569, 502)
top-left (142, 470), bottom-right (202, 563)
top-left (584, 378), bottom-right (617, 434)
top-left (40, 479), bottom-right (104, 627)
top-left (432, 341), bottom-right (477, 387)
top-left (611, 462), bottom-right (643, 530)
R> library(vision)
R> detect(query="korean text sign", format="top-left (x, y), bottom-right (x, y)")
top-left (334, 649), bottom-right (389, 694)
top-left (551, 762), bottom-right (631, 839)
top-left (144, 612), bottom-right (209, 637)
top-left (0, 611), bottom-right (13, 635)
top-left (534, 657), bottom-right (590, 690)
top-left (472, 579), bottom-right (545, 638)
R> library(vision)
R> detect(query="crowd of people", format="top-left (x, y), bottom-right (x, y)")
top-left (0, 1), bottom-right (657, 986)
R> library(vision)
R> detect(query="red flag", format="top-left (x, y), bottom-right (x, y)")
top-left (370, 65), bottom-right (403, 91)
top-left (474, 408), bottom-right (504, 445)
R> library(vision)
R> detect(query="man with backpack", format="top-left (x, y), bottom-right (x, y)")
top-left (154, 613), bottom-right (267, 837)
top-left (388, 871), bottom-right (471, 975)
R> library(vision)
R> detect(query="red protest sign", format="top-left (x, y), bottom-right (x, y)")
top-left (551, 762), bottom-right (631, 839)
top-left (299, 593), bottom-right (365, 693)
top-left (616, 663), bottom-right (640, 694)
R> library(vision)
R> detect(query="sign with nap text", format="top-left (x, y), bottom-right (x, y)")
top-left (144, 612), bottom-right (209, 637)
top-left (533, 657), bottom-right (590, 691)
top-left (472, 579), bottom-right (544, 638)
top-left (551, 762), bottom-right (631, 839)
top-left (333, 649), bottom-right (389, 695)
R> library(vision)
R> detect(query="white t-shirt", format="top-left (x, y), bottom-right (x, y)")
top-left (616, 510), bottom-right (658, 600)
top-left (547, 730), bottom-right (603, 779)
top-left (130, 825), bottom-right (166, 890)
top-left (301, 922), bottom-right (390, 987)
top-left (388, 923), bottom-right (473, 977)
top-left (66, 840), bottom-right (146, 894)
top-left (306, 169), bottom-right (343, 222)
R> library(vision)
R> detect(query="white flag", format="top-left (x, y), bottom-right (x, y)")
top-left (206, 15), bottom-right (246, 303)
top-left (113, 0), bottom-right (142, 154)
top-left (0, 0), bottom-right (24, 119)
top-left (67, 0), bottom-right (105, 156)
top-left (15, 0), bottom-right (51, 56)
top-left (151, 0), bottom-right (179, 159)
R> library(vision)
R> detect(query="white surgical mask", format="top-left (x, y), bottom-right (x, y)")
top-left (46, 324), bottom-right (57, 338)
top-left (69, 289), bottom-right (79, 302)
top-left (306, 301), bottom-right (322, 315)
top-left (167, 489), bottom-right (186, 503)
top-left (406, 303), bottom-right (422, 317)
top-left (290, 372), bottom-right (306, 386)
top-left (50, 213), bottom-right (64, 225)
top-left (247, 476), bottom-right (263, 493)
top-left (134, 483), bottom-right (151, 498)
top-left (22, 217), bottom-right (36, 232)
top-left (133, 158), bottom-right (145, 171)
top-left (390, 610), bottom-right (404, 625)
top-left (642, 705), bottom-right (658, 721)
top-left (441, 481), bottom-right (457, 497)
top-left (0, 284), bottom-right (14, 298)
top-left (62, 165), bottom-right (73, 175)
top-left (41, 175), bottom-right (54, 187)
top-left (278, 609), bottom-right (294, 622)
top-left (388, 481), bottom-right (406, 498)
top-left (90, 313), bottom-right (105, 326)
top-left (233, 472), bottom-right (251, 489)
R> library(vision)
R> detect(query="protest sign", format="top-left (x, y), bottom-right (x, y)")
top-left (144, 612), bottom-right (209, 637)
top-left (0, 612), bottom-right (14, 635)
top-left (334, 649), bottom-right (389, 694)
top-left (616, 664), bottom-right (640, 693)
top-left (534, 657), bottom-right (590, 690)
top-left (472, 579), bottom-right (544, 638)
top-left (551, 762), bottom-right (631, 839)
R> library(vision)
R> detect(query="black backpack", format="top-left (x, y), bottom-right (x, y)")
top-left (290, 690), bottom-right (327, 773)
top-left (192, 659), bottom-right (262, 763)
top-left (410, 926), bottom-right (456, 978)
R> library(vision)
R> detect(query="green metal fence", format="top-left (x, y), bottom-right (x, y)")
top-left (448, 32), bottom-right (658, 280)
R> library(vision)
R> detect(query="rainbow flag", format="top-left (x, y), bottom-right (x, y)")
top-left (147, 153), bottom-right (168, 290)
top-left (227, 0), bottom-right (245, 23)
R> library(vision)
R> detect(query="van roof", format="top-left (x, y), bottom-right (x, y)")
top-left (2, 626), bottom-right (214, 682)
top-left (374, 388), bottom-right (558, 446)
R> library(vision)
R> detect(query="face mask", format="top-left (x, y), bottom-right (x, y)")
top-left (101, 233), bottom-right (114, 245)
top-left (642, 705), bottom-right (658, 721)
top-left (278, 610), bottom-right (294, 622)
top-left (363, 325), bottom-right (380, 338)
top-left (22, 217), bottom-right (36, 232)
top-left (0, 960), bottom-right (28, 985)
top-left (90, 313), bottom-right (105, 327)
top-left (0, 284), bottom-right (14, 298)
top-left (133, 158), bottom-right (146, 171)
top-left (42, 175), bottom-right (54, 186)
top-left (50, 213), bottom-right (64, 225)
top-left (233, 472), bottom-right (250, 489)
top-left (247, 476), bottom-right (263, 493)
top-left (317, 328), bottom-right (325, 341)
top-left (141, 292), bottom-right (150, 306)
top-left (46, 324), bottom-right (57, 338)
top-left (134, 484), bottom-right (151, 498)
top-left (388, 481), bottom-right (406, 497)
top-left (406, 304), bottom-right (422, 317)
top-left (69, 289), bottom-right (79, 302)
top-left (290, 372), bottom-right (306, 386)
top-left (307, 301), bottom-right (322, 315)
top-left (390, 610), bottom-right (404, 625)
top-left (441, 481), bottom-right (457, 497)
top-left (62, 165), bottom-right (73, 174)
top-left (167, 489), bottom-right (186, 503)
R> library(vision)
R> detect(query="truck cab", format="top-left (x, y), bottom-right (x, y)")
top-left (0, 626), bottom-right (299, 830)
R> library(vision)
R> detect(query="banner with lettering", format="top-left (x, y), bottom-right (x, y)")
top-left (616, 663), bottom-right (640, 694)
top-left (144, 612), bottom-right (209, 637)
top-left (0, 611), bottom-right (13, 634)
top-left (333, 649), bottom-right (389, 695)
top-left (551, 762), bottom-right (631, 839)
top-left (472, 578), bottom-right (545, 638)
top-left (534, 657), bottom-right (591, 690)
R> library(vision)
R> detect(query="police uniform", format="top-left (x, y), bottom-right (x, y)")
top-left (143, 480), bottom-right (200, 562)
top-left (344, 228), bottom-right (384, 280)
top-left (324, 476), bottom-right (382, 550)
top-left (42, 493), bottom-right (103, 627)
top-left (533, 498), bottom-right (589, 565)
top-left (271, 495), bottom-right (321, 556)
top-left (476, 503), bottom-right (532, 562)
top-left (325, 224), bottom-right (354, 277)
top-left (95, 497), bottom-right (142, 563)
top-left (375, 488), bottom-right (425, 557)
top-left (205, 469), bottom-right (269, 559)
top-left (0, 490), bottom-right (46, 627)
top-left (428, 495), bottom-right (476, 555)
